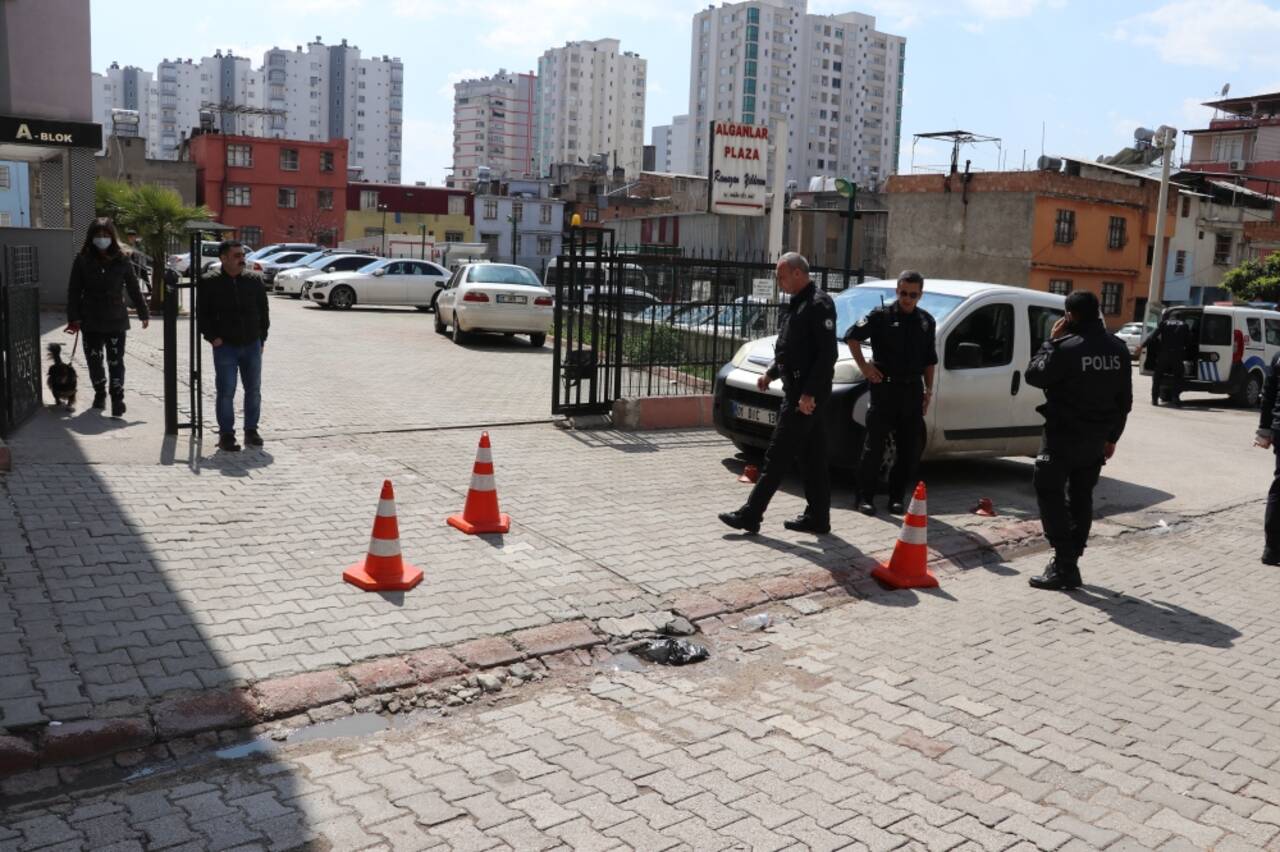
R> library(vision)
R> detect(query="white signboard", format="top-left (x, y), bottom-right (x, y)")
top-left (752, 278), bottom-right (775, 300)
top-left (692, 280), bottom-right (712, 301)
top-left (709, 121), bottom-right (769, 216)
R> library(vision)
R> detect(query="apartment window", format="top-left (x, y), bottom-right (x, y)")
top-left (1181, 195), bottom-right (1191, 217)
top-left (1048, 279), bottom-right (1072, 296)
top-left (360, 190), bottom-right (380, 211)
top-left (364, 227), bottom-right (384, 238)
top-left (540, 204), bottom-right (552, 224)
top-left (1107, 216), bottom-right (1126, 250)
top-left (279, 148), bottom-right (299, 171)
top-left (226, 144), bottom-right (253, 167)
top-left (0, 166), bottom-right (9, 189)
top-left (537, 236), bottom-right (552, 255)
top-left (1214, 232), bottom-right (1232, 265)
top-left (586, 208), bottom-right (599, 222)
top-left (745, 60), bottom-right (758, 78)
top-left (511, 202), bottom-right (523, 222)
top-left (0, 212), bottom-right (10, 226)
top-left (483, 200), bottom-right (498, 220)
top-left (1174, 250), bottom-right (1186, 275)
top-left (746, 42), bottom-right (758, 59)
top-left (278, 188), bottom-right (297, 209)
top-left (746, 24), bottom-right (759, 40)
top-left (317, 189), bottom-right (333, 210)
top-left (320, 151), bottom-right (334, 172)
top-left (239, 226), bottom-right (262, 247)
top-left (448, 195), bottom-right (465, 215)
top-left (1101, 282), bottom-right (1122, 316)
top-left (225, 185), bottom-right (251, 206)
top-left (445, 231), bottom-right (464, 242)
top-left (1054, 209), bottom-right (1075, 244)
top-left (747, 6), bottom-right (759, 22)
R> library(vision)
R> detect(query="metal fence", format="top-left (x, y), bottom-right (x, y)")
top-left (0, 245), bottom-right (41, 436)
top-left (548, 243), bottom-right (865, 410)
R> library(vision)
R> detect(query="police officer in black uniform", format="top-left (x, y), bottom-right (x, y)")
top-left (720, 252), bottom-right (838, 535)
top-left (1142, 313), bottom-right (1190, 407)
top-left (844, 270), bottom-right (937, 515)
top-left (1252, 352), bottom-right (1280, 565)
top-left (1024, 290), bottom-right (1133, 590)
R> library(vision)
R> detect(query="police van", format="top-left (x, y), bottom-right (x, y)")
top-left (1145, 304), bottom-right (1280, 407)
top-left (713, 279), bottom-right (1067, 469)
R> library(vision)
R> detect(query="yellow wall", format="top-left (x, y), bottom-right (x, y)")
top-left (344, 210), bottom-right (474, 243)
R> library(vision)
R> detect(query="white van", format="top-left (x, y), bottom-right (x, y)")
top-left (1144, 304), bottom-right (1280, 407)
top-left (714, 280), bottom-right (1067, 467)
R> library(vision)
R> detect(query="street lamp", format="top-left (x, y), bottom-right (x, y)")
top-left (1145, 125), bottom-right (1177, 326)
top-left (835, 177), bottom-right (859, 286)
top-left (377, 203), bottom-right (389, 256)
top-left (419, 222), bottom-right (428, 260)
top-left (507, 212), bottom-right (518, 265)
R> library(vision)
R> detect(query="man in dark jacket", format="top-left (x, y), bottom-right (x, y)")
top-left (1143, 314), bottom-right (1190, 406)
top-left (198, 240), bottom-right (269, 452)
top-left (720, 252), bottom-right (838, 535)
top-left (1254, 355), bottom-right (1280, 565)
top-left (1024, 290), bottom-right (1133, 590)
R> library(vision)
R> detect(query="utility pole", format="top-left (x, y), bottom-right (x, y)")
top-left (509, 212), bottom-right (518, 265)
top-left (1145, 125), bottom-right (1177, 325)
top-left (378, 203), bottom-right (389, 256)
top-left (836, 177), bottom-right (858, 286)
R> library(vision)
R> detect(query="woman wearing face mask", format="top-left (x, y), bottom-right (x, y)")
top-left (65, 217), bottom-right (150, 416)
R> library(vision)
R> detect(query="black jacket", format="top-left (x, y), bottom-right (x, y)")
top-left (1025, 317), bottom-right (1133, 445)
top-left (1259, 353), bottom-right (1280, 436)
top-left (844, 302), bottom-right (938, 378)
top-left (1146, 317), bottom-right (1191, 367)
top-left (197, 271), bottom-right (270, 345)
top-left (766, 282), bottom-right (838, 402)
top-left (67, 251), bottom-right (149, 334)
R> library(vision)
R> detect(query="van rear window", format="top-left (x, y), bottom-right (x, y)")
top-left (1201, 314), bottom-right (1232, 346)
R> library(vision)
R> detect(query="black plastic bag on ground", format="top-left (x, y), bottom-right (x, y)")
top-left (635, 638), bottom-right (710, 666)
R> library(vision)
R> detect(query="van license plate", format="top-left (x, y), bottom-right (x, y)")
top-left (496, 294), bottom-right (527, 304)
top-left (732, 401), bottom-right (777, 427)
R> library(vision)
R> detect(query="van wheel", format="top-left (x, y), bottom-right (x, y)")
top-left (1236, 370), bottom-right (1265, 408)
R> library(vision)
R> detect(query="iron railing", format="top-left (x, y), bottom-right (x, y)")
top-left (0, 245), bottom-right (41, 436)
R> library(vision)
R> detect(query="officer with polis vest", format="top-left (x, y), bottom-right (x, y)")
top-left (1024, 290), bottom-right (1133, 591)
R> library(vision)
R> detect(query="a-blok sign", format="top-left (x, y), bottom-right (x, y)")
top-left (708, 121), bottom-right (768, 216)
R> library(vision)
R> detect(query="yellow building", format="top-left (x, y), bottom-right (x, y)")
top-left (345, 183), bottom-right (474, 254)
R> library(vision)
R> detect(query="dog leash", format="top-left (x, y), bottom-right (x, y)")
top-left (69, 330), bottom-right (79, 362)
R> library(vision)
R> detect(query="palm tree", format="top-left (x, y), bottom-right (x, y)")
top-left (119, 184), bottom-right (210, 309)
top-left (94, 178), bottom-right (134, 225)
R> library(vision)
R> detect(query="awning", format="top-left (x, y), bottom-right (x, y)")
top-left (0, 114), bottom-right (102, 161)
top-left (184, 220), bottom-right (236, 233)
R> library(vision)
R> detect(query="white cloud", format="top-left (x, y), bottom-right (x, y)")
top-left (823, 0), bottom-right (1063, 30)
top-left (399, 118), bottom-right (454, 186)
top-left (1114, 0), bottom-right (1280, 70)
top-left (390, 0), bottom-right (452, 17)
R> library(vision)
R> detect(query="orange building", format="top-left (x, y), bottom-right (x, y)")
top-left (885, 160), bottom-right (1176, 328)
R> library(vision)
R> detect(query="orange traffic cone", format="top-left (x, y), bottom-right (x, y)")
top-left (973, 497), bottom-right (997, 517)
top-left (447, 432), bottom-right (511, 535)
top-left (871, 481), bottom-right (938, 589)
top-left (343, 480), bottom-right (424, 592)
top-left (738, 464), bottom-right (760, 484)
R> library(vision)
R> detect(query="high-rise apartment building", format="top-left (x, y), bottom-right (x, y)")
top-left (652, 114), bottom-right (692, 174)
top-left (687, 0), bottom-right (904, 188)
top-left (92, 37), bottom-right (403, 182)
top-left (535, 39), bottom-right (646, 178)
top-left (91, 63), bottom-right (159, 156)
top-left (447, 70), bottom-right (537, 190)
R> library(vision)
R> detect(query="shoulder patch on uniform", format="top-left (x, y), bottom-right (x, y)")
top-left (824, 318), bottom-right (834, 330)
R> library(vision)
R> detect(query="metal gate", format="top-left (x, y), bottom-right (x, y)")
top-left (550, 229), bottom-right (625, 415)
top-left (0, 245), bottom-right (41, 437)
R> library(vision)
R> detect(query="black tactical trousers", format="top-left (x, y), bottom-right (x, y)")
top-left (1033, 436), bottom-right (1104, 563)
top-left (857, 380), bottom-right (923, 502)
top-left (1265, 449), bottom-right (1280, 555)
top-left (743, 396), bottom-right (830, 524)
top-left (83, 331), bottom-right (127, 394)
top-left (1152, 358), bottom-right (1183, 404)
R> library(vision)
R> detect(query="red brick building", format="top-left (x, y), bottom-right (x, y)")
top-left (188, 133), bottom-right (349, 248)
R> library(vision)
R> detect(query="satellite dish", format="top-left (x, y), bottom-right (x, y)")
top-left (1221, 83), bottom-right (1231, 97)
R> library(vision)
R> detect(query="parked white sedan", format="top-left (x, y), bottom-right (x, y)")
top-left (306, 258), bottom-right (451, 310)
top-left (434, 263), bottom-right (552, 347)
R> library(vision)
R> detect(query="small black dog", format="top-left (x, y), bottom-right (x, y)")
top-left (46, 342), bottom-right (78, 409)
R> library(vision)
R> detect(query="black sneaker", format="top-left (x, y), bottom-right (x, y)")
top-left (110, 393), bottom-right (125, 418)
top-left (888, 500), bottom-right (906, 515)
top-left (1263, 548), bottom-right (1280, 567)
top-left (783, 515), bottom-right (830, 534)
top-left (718, 510), bottom-right (760, 535)
top-left (217, 433), bottom-right (241, 452)
top-left (244, 429), bottom-right (264, 447)
top-left (857, 501), bottom-right (877, 516)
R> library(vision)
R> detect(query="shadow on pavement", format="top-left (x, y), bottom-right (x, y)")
top-left (1069, 585), bottom-right (1242, 648)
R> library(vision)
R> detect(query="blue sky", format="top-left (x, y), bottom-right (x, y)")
top-left (91, 0), bottom-right (1280, 185)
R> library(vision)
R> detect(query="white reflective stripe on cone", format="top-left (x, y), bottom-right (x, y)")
top-left (470, 473), bottom-right (496, 492)
top-left (368, 537), bottom-right (402, 557)
top-left (475, 447), bottom-right (493, 464)
top-left (898, 525), bottom-right (928, 546)
top-left (908, 499), bottom-right (926, 517)
top-left (376, 499), bottom-right (397, 517)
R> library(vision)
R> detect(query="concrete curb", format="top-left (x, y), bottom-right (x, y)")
top-left (612, 396), bottom-right (715, 431)
top-left (0, 519), bottom-right (1056, 779)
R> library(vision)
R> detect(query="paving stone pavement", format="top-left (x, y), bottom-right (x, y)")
top-left (0, 304), bottom-right (1269, 748)
top-left (3, 511), bottom-right (1280, 850)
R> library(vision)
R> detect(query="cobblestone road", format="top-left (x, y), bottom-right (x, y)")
top-left (4, 512), bottom-right (1279, 850)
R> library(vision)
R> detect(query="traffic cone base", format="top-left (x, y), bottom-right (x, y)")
top-left (446, 512), bottom-right (511, 535)
top-left (448, 431), bottom-right (511, 536)
top-left (343, 559), bottom-right (423, 591)
top-left (738, 464), bottom-right (759, 484)
top-left (343, 479), bottom-right (425, 592)
top-left (872, 481), bottom-right (939, 589)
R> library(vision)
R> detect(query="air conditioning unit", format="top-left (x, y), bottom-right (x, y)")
top-left (1229, 159), bottom-right (1246, 172)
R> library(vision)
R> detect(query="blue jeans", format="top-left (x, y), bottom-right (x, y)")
top-left (212, 341), bottom-right (262, 436)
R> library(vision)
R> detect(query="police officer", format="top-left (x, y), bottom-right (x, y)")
top-left (1142, 313), bottom-right (1190, 407)
top-left (1024, 290), bottom-right (1133, 590)
top-left (845, 270), bottom-right (937, 515)
top-left (1252, 352), bottom-right (1280, 566)
top-left (720, 252), bottom-right (837, 535)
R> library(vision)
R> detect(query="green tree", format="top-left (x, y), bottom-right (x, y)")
top-left (1222, 252), bottom-right (1280, 303)
top-left (118, 184), bottom-right (210, 308)
top-left (94, 178), bottom-right (134, 225)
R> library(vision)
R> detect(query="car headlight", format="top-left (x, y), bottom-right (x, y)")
top-left (731, 341), bottom-right (753, 367)
top-left (833, 361), bottom-right (864, 384)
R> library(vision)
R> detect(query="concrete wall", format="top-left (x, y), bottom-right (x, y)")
top-left (96, 136), bottom-right (198, 206)
top-left (0, 0), bottom-right (92, 121)
top-left (886, 189), bottom-right (1034, 286)
top-left (0, 227), bottom-right (75, 305)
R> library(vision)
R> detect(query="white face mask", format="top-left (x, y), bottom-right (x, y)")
top-left (92, 237), bottom-right (112, 251)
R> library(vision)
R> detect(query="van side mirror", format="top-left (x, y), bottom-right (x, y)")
top-left (952, 341), bottom-right (983, 369)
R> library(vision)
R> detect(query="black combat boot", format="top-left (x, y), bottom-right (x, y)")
top-left (1028, 556), bottom-right (1082, 591)
top-left (718, 509), bottom-right (760, 535)
top-left (109, 391), bottom-right (125, 418)
top-left (92, 384), bottom-right (107, 410)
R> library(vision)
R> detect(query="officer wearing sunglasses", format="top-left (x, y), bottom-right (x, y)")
top-left (844, 270), bottom-right (937, 515)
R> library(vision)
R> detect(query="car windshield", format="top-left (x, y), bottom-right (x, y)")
top-left (357, 259), bottom-right (387, 273)
top-left (469, 265), bottom-right (541, 286)
top-left (305, 254), bottom-right (345, 268)
top-left (834, 286), bottom-right (965, 338)
top-left (293, 251), bottom-right (328, 266)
